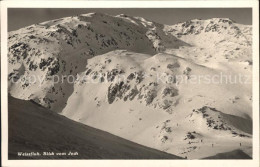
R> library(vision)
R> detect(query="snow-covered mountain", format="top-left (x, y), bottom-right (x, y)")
top-left (7, 13), bottom-right (252, 159)
top-left (164, 18), bottom-right (252, 65)
top-left (8, 13), bottom-right (188, 112)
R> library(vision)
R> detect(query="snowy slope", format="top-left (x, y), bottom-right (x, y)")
top-left (8, 13), bottom-right (252, 159)
top-left (9, 96), bottom-right (182, 159)
top-left (61, 50), bottom-right (252, 159)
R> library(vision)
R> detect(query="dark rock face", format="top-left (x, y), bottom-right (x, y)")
top-left (144, 89), bottom-right (157, 105)
top-left (127, 86), bottom-right (139, 101)
top-left (161, 136), bottom-right (168, 143)
top-left (107, 84), bottom-right (118, 104)
top-left (127, 73), bottom-right (135, 80)
top-left (85, 69), bottom-right (92, 75)
top-left (162, 87), bottom-right (179, 97)
top-left (9, 42), bottom-right (30, 64)
top-left (29, 61), bottom-right (38, 71)
top-left (107, 82), bottom-right (131, 104)
top-left (184, 132), bottom-right (197, 140)
top-left (39, 57), bottom-right (54, 70)
top-left (107, 69), bottom-right (124, 82)
top-left (135, 71), bottom-right (144, 84)
top-left (47, 59), bottom-right (60, 76)
top-left (43, 97), bottom-right (56, 109)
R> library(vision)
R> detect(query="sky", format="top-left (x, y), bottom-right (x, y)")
top-left (8, 8), bottom-right (252, 31)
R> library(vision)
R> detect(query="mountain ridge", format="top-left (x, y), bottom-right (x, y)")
top-left (9, 95), bottom-right (182, 159)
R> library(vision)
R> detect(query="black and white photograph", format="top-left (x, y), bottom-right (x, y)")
top-left (1, 1), bottom-right (259, 167)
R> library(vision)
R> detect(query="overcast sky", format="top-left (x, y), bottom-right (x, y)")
top-left (8, 8), bottom-right (252, 31)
